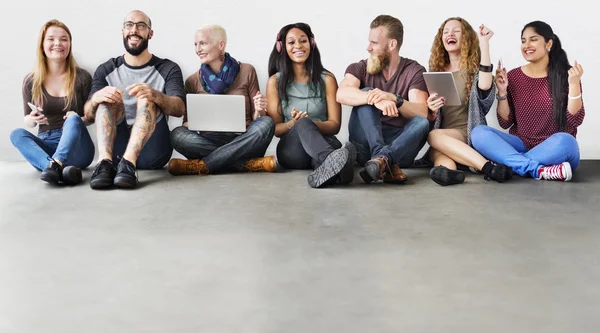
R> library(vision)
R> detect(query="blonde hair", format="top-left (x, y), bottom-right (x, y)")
top-left (198, 24), bottom-right (227, 45)
top-left (429, 17), bottom-right (480, 101)
top-left (32, 19), bottom-right (78, 110)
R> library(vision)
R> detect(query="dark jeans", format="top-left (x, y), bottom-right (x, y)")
top-left (348, 104), bottom-right (429, 167)
top-left (113, 116), bottom-right (172, 170)
top-left (170, 116), bottom-right (275, 173)
top-left (276, 117), bottom-right (342, 170)
top-left (10, 115), bottom-right (95, 171)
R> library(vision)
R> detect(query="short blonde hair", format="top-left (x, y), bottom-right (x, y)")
top-left (198, 24), bottom-right (227, 44)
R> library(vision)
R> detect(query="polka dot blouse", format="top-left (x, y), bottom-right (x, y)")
top-left (498, 67), bottom-right (585, 150)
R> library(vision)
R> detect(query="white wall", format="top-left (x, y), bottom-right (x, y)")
top-left (1, 0), bottom-right (597, 161)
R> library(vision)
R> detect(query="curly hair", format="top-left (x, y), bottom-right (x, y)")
top-left (429, 17), bottom-right (480, 101)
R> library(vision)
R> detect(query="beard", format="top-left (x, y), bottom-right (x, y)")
top-left (367, 51), bottom-right (390, 75)
top-left (123, 34), bottom-right (149, 56)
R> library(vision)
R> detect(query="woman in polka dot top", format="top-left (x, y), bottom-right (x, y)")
top-left (472, 21), bottom-right (585, 181)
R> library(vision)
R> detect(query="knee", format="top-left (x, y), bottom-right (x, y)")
top-left (410, 116), bottom-right (430, 138)
top-left (137, 97), bottom-right (155, 109)
top-left (249, 116), bottom-right (275, 139)
top-left (427, 129), bottom-right (442, 144)
top-left (470, 125), bottom-right (490, 146)
top-left (552, 132), bottom-right (578, 150)
top-left (169, 126), bottom-right (188, 147)
top-left (294, 117), bottom-right (316, 130)
top-left (63, 115), bottom-right (85, 129)
top-left (10, 128), bottom-right (29, 145)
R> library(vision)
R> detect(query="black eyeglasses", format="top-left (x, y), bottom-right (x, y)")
top-left (123, 21), bottom-right (150, 31)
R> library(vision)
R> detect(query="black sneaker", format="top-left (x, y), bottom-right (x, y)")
top-left (485, 163), bottom-right (513, 183)
top-left (307, 147), bottom-right (349, 188)
top-left (41, 160), bottom-right (62, 185)
top-left (430, 166), bottom-right (465, 186)
top-left (114, 158), bottom-right (138, 188)
top-left (90, 159), bottom-right (116, 189)
top-left (338, 142), bottom-right (356, 185)
top-left (62, 166), bottom-right (83, 186)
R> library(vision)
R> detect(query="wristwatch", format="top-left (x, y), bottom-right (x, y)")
top-left (395, 94), bottom-right (404, 108)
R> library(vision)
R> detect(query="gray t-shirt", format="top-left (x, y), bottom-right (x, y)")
top-left (276, 72), bottom-right (328, 123)
top-left (89, 55), bottom-right (185, 125)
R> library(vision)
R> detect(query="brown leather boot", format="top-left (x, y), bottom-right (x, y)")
top-left (383, 164), bottom-right (408, 184)
top-left (244, 156), bottom-right (277, 172)
top-left (168, 158), bottom-right (209, 175)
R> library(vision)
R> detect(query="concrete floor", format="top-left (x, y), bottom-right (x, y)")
top-left (1, 160), bottom-right (599, 333)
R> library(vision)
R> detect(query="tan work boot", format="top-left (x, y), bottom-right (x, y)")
top-left (244, 156), bottom-right (277, 172)
top-left (383, 164), bottom-right (408, 184)
top-left (168, 158), bottom-right (209, 175)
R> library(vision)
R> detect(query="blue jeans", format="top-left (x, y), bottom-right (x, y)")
top-left (10, 116), bottom-right (95, 171)
top-left (471, 125), bottom-right (580, 178)
top-left (170, 116), bottom-right (275, 173)
top-left (348, 104), bottom-right (429, 167)
top-left (113, 116), bottom-right (173, 169)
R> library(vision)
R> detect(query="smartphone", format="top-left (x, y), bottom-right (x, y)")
top-left (27, 102), bottom-right (42, 114)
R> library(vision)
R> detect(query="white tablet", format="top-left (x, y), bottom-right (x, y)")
top-left (423, 72), bottom-right (462, 106)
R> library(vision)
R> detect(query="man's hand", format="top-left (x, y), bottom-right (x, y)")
top-left (91, 86), bottom-right (124, 107)
top-left (127, 83), bottom-right (164, 105)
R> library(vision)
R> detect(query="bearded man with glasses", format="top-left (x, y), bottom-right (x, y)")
top-left (84, 10), bottom-right (186, 189)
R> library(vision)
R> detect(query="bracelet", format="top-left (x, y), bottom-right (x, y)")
top-left (496, 94), bottom-right (507, 101)
top-left (479, 64), bottom-right (493, 72)
top-left (568, 94), bottom-right (582, 100)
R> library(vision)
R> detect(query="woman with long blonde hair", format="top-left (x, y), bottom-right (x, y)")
top-left (420, 17), bottom-right (512, 185)
top-left (10, 19), bottom-right (94, 186)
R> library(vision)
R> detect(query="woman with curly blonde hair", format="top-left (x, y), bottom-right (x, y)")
top-left (421, 18), bottom-right (512, 186)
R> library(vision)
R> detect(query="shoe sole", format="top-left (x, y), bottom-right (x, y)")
top-left (40, 172), bottom-right (61, 185)
top-left (114, 175), bottom-right (137, 189)
top-left (359, 160), bottom-right (382, 184)
top-left (383, 174), bottom-right (408, 184)
top-left (430, 167), bottom-right (465, 186)
top-left (307, 148), bottom-right (349, 188)
top-left (339, 143), bottom-right (356, 185)
top-left (90, 178), bottom-right (114, 189)
top-left (563, 162), bottom-right (573, 181)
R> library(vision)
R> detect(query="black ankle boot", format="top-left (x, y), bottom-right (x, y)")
top-left (41, 160), bottom-right (62, 185)
top-left (429, 166), bottom-right (465, 186)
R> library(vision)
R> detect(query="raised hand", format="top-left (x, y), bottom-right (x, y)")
top-left (478, 24), bottom-right (494, 43)
top-left (495, 60), bottom-right (508, 96)
top-left (568, 60), bottom-right (584, 86)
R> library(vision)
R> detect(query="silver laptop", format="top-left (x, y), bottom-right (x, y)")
top-left (186, 94), bottom-right (247, 132)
